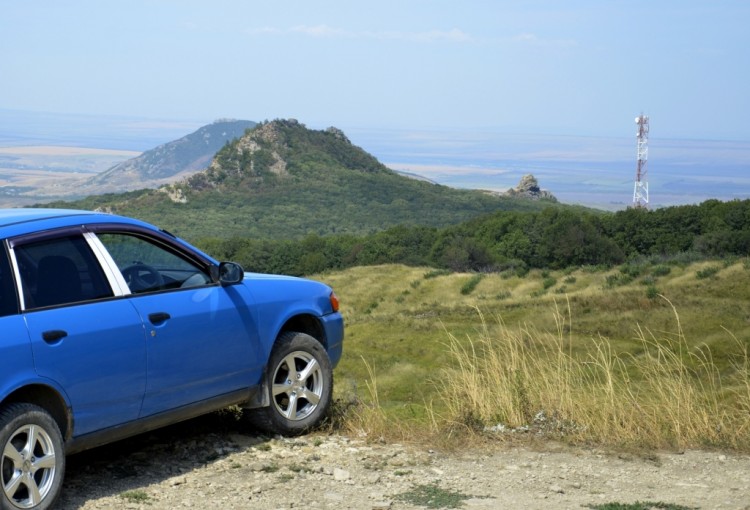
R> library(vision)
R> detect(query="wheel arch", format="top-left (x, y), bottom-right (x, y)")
top-left (1, 384), bottom-right (71, 441)
top-left (278, 313), bottom-right (327, 348)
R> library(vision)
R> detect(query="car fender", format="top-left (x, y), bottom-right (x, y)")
top-left (239, 275), bottom-right (334, 351)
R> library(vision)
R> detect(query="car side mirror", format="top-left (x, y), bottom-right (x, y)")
top-left (217, 261), bottom-right (244, 285)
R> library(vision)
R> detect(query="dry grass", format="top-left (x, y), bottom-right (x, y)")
top-left (321, 262), bottom-right (750, 451)
top-left (434, 298), bottom-right (750, 450)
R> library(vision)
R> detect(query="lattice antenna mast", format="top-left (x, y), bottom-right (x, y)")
top-left (632, 114), bottom-right (649, 208)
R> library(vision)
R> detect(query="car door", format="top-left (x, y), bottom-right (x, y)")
top-left (94, 232), bottom-right (262, 418)
top-left (10, 233), bottom-right (147, 436)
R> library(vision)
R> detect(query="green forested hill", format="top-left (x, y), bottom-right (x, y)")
top-left (42, 119), bottom-right (559, 241)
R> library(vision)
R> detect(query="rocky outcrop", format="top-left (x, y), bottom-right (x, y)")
top-left (506, 174), bottom-right (557, 201)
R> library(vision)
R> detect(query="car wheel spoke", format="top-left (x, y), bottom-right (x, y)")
top-left (299, 388), bottom-right (320, 405)
top-left (3, 440), bottom-right (22, 466)
top-left (24, 425), bottom-right (39, 457)
top-left (281, 353), bottom-right (300, 380)
top-left (3, 470), bottom-right (23, 499)
top-left (298, 357), bottom-right (319, 383)
top-left (33, 451), bottom-right (57, 471)
top-left (273, 381), bottom-right (293, 397)
top-left (26, 475), bottom-right (43, 506)
top-left (284, 392), bottom-right (299, 419)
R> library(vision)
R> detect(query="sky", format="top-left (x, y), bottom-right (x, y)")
top-left (1, 1), bottom-right (749, 140)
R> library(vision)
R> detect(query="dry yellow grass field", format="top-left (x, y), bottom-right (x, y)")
top-left (318, 261), bottom-right (750, 450)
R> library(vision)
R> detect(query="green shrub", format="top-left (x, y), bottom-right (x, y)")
top-left (460, 274), bottom-right (484, 295)
top-left (424, 269), bottom-right (451, 279)
top-left (620, 263), bottom-right (643, 278)
top-left (605, 273), bottom-right (633, 288)
top-left (652, 265), bottom-right (671, 277)
top-left (515, 266), bottom-right (530, 278)
top-left (696, 266), bottom-right (720, 279)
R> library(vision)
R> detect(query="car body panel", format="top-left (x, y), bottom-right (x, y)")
top-left (24, 300), bottom-right (148, 435)
top-left (130, 284), bottom-right (262, 418)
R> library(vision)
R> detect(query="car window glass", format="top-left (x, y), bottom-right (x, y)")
top-left (0, 245), bottom-right (18, 317)
top-left (14, 235), bottom-right (113, 309)
top-left (97, 233), bottom-right (211, 294)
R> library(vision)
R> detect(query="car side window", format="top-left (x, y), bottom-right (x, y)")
top-left (97, 233), bottom-right (212, 294)
top-left (14, 235), bottom-right (113, 309)
top-left (0, 244), bottom-right (18, 317)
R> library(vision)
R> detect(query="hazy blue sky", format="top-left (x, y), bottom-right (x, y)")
top-left (2, 1), bottom-right (748, 140)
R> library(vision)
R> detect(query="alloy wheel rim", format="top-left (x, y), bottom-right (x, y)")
top-left (2, 424), bottom-right (57, 509)
top-left (271, 351), bottom-right (324, 421)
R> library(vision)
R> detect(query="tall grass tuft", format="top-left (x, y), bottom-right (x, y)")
top-left (339, 357), bottom-right (421, 441)
top-left (436, 299), bottom-right (750, 450)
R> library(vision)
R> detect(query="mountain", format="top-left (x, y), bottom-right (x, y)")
top-left (43, 119), bottom-right (558, 241)
top-left (86, 119), bottom-right (256, 191)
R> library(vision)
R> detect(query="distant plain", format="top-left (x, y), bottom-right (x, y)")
top-left (1, 109), bottom-right (749, 210)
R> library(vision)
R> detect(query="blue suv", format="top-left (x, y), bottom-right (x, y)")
top-left (0, 208), bottom-right (344, 509)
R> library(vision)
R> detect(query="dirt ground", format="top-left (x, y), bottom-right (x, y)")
top-left (52, 414), bottom-right (750, 510)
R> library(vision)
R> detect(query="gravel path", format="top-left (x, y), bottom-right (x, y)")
top-left (56, 415), bottom-right (750, 510)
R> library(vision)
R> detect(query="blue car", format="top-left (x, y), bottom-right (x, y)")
top-left (0, 208), bottom-right (344, 509)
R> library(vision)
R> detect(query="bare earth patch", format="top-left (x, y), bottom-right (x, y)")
top-left (57, 415), bottom-right (750, 509)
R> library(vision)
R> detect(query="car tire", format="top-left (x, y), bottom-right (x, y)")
top-left (248, 332), bottom-right (333, 435)
top-left (0, 403), bottom-right (65, 510)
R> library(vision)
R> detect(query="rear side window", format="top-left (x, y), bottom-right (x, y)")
top-left (14, 235), bottom-right (113, 309)
top-left (0, 244), bottom-right (18, 317)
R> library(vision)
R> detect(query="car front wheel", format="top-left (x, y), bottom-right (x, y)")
top-left (249, 332), bottom-right (333, 435)
top-left (0, 404), bottom-right (64, 510)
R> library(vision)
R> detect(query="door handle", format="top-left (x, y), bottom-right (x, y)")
top-left (148, 312), bottom-right (171, 324)
top-left (42, 330), bottom-right (67, 343)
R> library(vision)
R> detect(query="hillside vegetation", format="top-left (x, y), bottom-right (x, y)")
top-left (321, 259), bottom-right (750, 451)
top-left (199, 197), bottom-right (750, 277)
top-left (41, 120), bottom-right (557, 240)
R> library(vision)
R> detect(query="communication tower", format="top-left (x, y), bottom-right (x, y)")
top-left (632, 114), bottom-right (649, 208)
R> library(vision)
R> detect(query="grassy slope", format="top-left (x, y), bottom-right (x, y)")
top-left (317, 260), bottom-right (750, 447)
